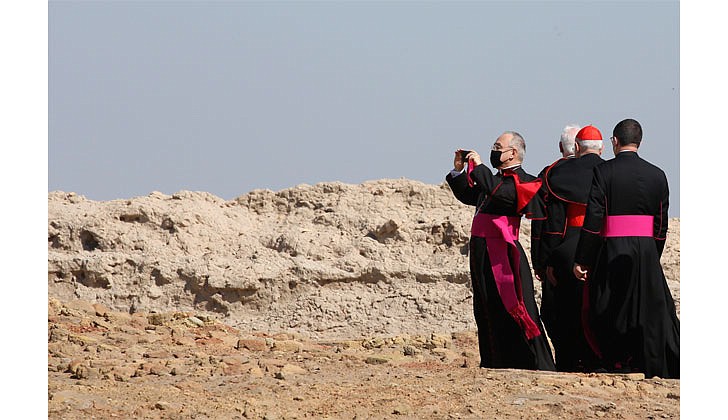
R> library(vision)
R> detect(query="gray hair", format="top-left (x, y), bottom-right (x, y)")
top-left (560, 124), bottom-right (581, 156)
top-left (505, 131), bottom-right (526, 162)
top-left (577, 139), bottom-right (603, 151)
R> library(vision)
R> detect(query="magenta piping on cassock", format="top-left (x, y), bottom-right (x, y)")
top-left (471, 213), bottom-right (541, 340)
top-left (601, 215), bottom-right (654, 237)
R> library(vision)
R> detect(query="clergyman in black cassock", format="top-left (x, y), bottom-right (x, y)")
top-left (532, 125), bottom-right (605, 372)
top-left (573, 119), bottom-right (679, 379)
top-left (530, 124), bottom-right (580, 347)
top-left (447, 131), bottom-right (555, 371)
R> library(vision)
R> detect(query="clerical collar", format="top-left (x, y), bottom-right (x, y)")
top-left (498, 163), bottom-right (521, 174)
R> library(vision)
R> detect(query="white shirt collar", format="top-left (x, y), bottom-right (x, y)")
top-left (498, 163), bottom-right (521, 173)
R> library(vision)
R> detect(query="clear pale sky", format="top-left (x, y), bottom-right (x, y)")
top-left (48, 1), bottom-right (680, 215)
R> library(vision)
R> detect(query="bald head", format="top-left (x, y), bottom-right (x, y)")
top-left (493, 131), bottom-right (526, 165)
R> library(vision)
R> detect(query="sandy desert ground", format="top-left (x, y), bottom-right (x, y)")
top-left (47, 179), bottom-right (681, 419)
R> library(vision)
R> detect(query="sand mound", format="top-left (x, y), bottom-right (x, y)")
top-left (48, 179), bottom-right (679, 340)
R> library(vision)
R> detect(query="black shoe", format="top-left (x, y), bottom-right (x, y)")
top-left (612, 362), bottom-right (631, 373)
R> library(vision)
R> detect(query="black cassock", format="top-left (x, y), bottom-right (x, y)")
top-left (447, 163), bottom-right (555, 371)
top-left (532, 153), bottom-right (604, 372)
top-left (574, 151), bottom-right (679, 379)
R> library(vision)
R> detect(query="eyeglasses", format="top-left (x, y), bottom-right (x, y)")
top-left (491, 145), bottom-right (515, 152)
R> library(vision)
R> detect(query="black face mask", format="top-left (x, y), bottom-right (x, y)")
top-left (489, 150), bottom-right (503, 168)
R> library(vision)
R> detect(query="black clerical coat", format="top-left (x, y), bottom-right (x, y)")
top-left (574, 151), bottom-right (679, 379)
top-left (533, 153), bottom-right (604, 371)
top-left (447, 164), bottom-right (555, 371)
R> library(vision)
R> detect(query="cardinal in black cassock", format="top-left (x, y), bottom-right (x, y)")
top-left (573, 119), bottom-right (679, 379)
top-left (532, 125), bottom-right (605, 372)
top-left (447, 131), bottom-right (555, 371)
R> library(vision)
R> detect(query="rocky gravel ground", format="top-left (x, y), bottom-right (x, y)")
top-left (48, 298), bottom-right (679, 420)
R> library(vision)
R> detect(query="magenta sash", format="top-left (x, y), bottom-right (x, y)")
top-left (602, 215), bottom-right (654, 237)
top-left (471, 213), bottom-right (541, 340)
top-left (466, 159), bottom-right (476, 187)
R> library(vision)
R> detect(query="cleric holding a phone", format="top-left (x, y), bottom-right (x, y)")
top-left (445, 131), bottom-right (555, 371)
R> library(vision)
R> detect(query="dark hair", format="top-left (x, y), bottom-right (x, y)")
top-left (612, 118), bottom-right (642, 147)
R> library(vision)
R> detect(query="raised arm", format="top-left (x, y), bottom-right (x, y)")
top-left (446, 169), bottom-right (480, 206)
top-left (445, 149), bottom-right (480, 206)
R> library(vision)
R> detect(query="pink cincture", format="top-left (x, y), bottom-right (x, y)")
top-left (471, 213), bottom-right (541, 340)
top-left (602, 215), bottom-right (654, 237)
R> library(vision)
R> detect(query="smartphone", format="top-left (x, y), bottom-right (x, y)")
top-left (459, 150), bottom-right (472, 161)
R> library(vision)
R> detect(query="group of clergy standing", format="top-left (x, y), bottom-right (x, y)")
top-left (446, 118), bottom-right (679, 379)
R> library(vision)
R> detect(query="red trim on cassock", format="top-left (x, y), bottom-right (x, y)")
top-left (582, 227), bottom-right (601, 235)
top-left (543, 158), bottom-right (587, 206)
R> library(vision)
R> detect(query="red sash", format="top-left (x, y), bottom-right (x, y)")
top-left (566, 203), bottom-right (587, 227)
top-left (502, 169), bottom-right (541, 213)
top-left (466, 166), bottom-right (541, 215)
